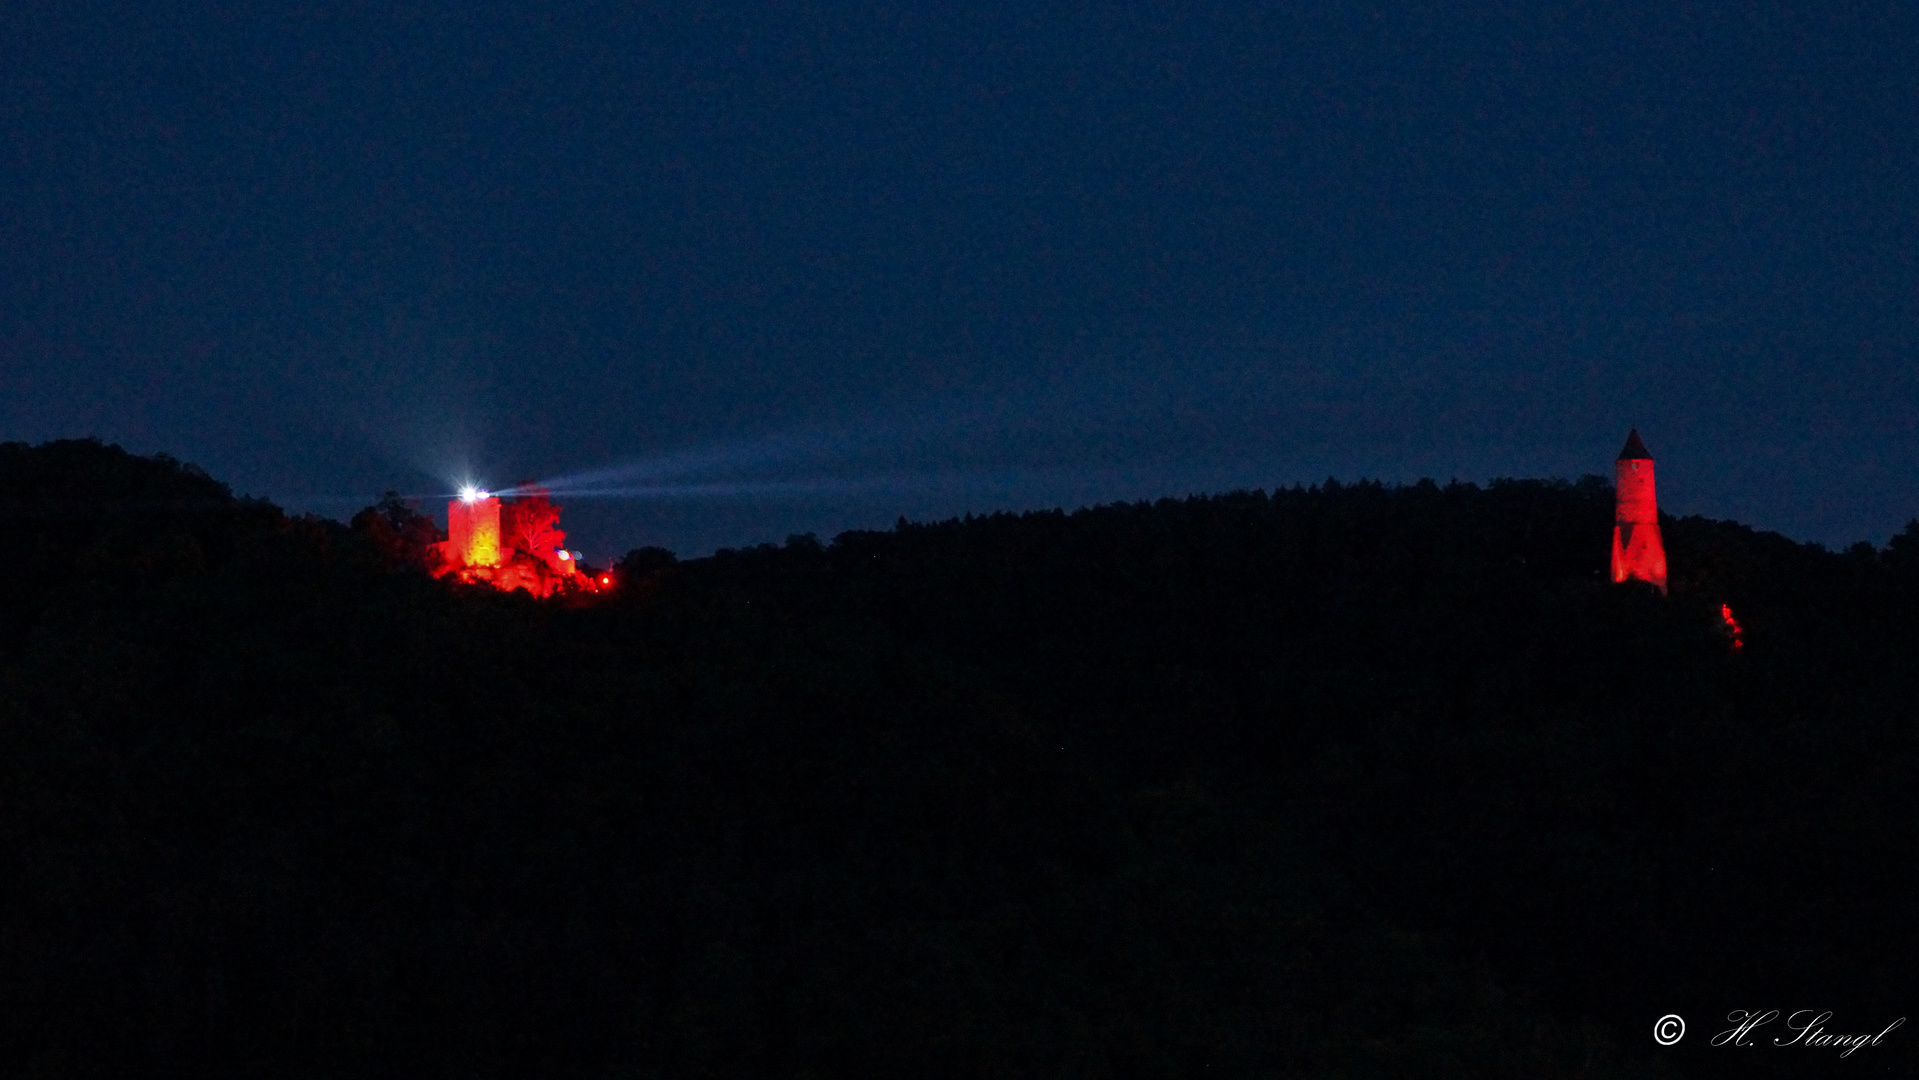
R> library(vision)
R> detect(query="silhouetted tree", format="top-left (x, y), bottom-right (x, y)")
top-left (350, 490), bottom-right (444, 572)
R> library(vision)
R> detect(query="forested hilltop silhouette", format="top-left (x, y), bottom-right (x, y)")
top-left (3, 438), bottom-right (1914, 1078)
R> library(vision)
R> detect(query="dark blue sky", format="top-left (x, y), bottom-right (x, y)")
top-left (4, 1), bottom-right (1915, 557)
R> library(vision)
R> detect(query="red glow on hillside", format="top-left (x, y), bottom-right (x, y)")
top-left (1721, 603), bottom-right (1744, 652)
top-left (436, 487), bottom-right (599, 598)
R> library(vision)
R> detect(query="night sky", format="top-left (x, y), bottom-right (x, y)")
top-left (4, 2), bottom-right (1915, 558)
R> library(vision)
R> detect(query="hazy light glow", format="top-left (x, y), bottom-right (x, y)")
top-left (532, 472), bottom-right (1015, 502)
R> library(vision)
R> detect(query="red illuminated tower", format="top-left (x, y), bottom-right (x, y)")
top-left (1610, 429), bottom-right (1668, 594)
top-left (447, 490), bottom-right (503, 568)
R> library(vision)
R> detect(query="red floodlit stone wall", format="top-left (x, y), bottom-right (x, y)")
top-left (437, 491), bottom-right (594, 598)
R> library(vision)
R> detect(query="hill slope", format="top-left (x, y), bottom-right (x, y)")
top-left (2, 439), bottom-right (1914, 1078)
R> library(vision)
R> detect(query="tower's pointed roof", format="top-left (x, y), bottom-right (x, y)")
top-left (1618, 428), bottom-right (1652, 460)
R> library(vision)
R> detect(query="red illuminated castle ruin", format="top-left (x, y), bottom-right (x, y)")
top-left (1610, 429), bottom-right (1668, 593)
top-left (435, 486), bottom-right (603, 597)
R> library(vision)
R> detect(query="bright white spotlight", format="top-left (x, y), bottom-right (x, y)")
top-left (459, 485), bottom-right (481, 504)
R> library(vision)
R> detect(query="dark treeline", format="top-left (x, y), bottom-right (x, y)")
top-left (1, 438), bottom-right (1914, 1078)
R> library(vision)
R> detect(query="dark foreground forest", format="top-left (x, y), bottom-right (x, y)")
top-left (2, 439), bottom-right (1914, 1078)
